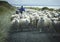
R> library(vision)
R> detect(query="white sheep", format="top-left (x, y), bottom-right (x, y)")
top-left (11, 14), bottom-right (20, 21)
top-left (53, 21), bottom-right (60, 24)
top-left (37, 17), bottom-right (44, 28)
top-left (28, 14), bottom-right (40, 27)
top-left (53, 20), bottom-right (60, 32)
top-left (19, 18), bottom-right (30, 28)
top-left (37, 16), bottom-right (52, 29)
top-left (11, 17), bottom-right (20, 31)
top-left (47, 13), bottom-right (53, 18)
top-left (54, 13), bottom-right (59, 17)
top-left (11, 18), bottom-right (19, 25)
top-left (50, 18), bottom-right (59, 21)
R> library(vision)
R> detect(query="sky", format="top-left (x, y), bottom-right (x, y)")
top-left (5, 0), bottom-right (60, 6)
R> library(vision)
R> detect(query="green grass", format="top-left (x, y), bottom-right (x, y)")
top-left (0, 1), bottom-right (16, 42)
top-left (25, 7), bottom-right (41, 11)
top-left (25, 7), bottom-right (60, 12)
top-left (0, 9), bottom-right (16, 42)
top-left (0, 2), bottom-right (16, 41)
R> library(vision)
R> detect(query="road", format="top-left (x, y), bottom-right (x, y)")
top-left (7, 23), bottom-right (60, 42)
top-left (7, 31), bottom-right (60, 42)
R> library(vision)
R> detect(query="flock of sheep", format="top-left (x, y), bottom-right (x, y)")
top-left (11, 9), bottom-right (60, 32)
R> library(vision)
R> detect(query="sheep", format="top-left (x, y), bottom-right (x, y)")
top-left (24, 14), bottom-right (30, 19)
top-left (19, 18), bottom-right (30, 31)
top-left (53, 21), bottom-right (60, 32)
top-left (37, 16), bottom-right (53, 32)
top-left (28, 13), bottom-right (40, 28)
top-left (11, 18), bottom-right (20, 31)
top-left (50, 18), bottom-right (59, 21)
top-left (19, 18), bottom-right (30, 28)
top-left (19, 18), bottom-right (30, 24)
top-left (51, 13), bottom-right (59, 18)
top-left (29, 12), bottom-right (49, 28)
top-left (50, 11), bottom-right (59, 18)
top-left (58, 17), bottom-right (60, 21)
top-left (11, 17), bottom-right (20, 24)
top-left (28, 15), bottom-right (35, 27)
top-left (32, 13), bottom-right (40, 20)
top-left (11, 13), bottom-right (20, 22)
top-left (53, 21), bottom-right (60, 25)
top-left (11, 14), bottom-right (30, 31)
top-left (43, 17), bottom-right (52, 28)
top-left (11, 14), bottom-right (20, 21)
top-left (47, 13), bottom-right (53, 18)
top-left (37, 17), bottom-right (44, 28)
top-left (54, 13), bottom-right (59, 17)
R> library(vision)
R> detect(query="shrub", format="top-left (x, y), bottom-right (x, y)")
top-left (42, 7), bottom-right (49, 10)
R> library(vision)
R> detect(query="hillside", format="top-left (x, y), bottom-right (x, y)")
top-left (0, 1), bottom-right (16, 42)
top-left (0, 1), bottom-right (12, 8)
top-left (0, 1), bottom-right (15, 14)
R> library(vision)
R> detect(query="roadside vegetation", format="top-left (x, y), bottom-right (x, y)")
top-left (0, 1), bottom-right (16, 42)
top-left (25, 7), bottom-right (41, 11)
top-left (25, 7), bottom-right (60, 12)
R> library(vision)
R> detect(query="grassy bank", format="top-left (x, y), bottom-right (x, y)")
top-left (0, 1), bottom-right (16, 42)
top-left (0, 9), bottom-right (16, 42)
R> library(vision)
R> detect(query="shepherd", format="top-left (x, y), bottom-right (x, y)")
top-left (19, 6), bottom-right (25, 14)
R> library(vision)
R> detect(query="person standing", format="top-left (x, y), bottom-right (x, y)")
top-left (19, 6), bottom-right (25, 14)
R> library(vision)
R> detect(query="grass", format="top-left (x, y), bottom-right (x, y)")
top-left (0, 1), bottom-right (16, 42)
top-left (25, 7), bottom-right (41, 11)
top-left (25, 7), bottom-right (60, 12)
top-left (0, 7), bottom-right (16, 42)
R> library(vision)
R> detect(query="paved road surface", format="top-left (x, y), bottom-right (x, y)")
top-left (8, 31), bottom-right (60, 42)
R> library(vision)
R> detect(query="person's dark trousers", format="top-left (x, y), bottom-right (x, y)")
top-left (20, 11), bottom-right (23, 14)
